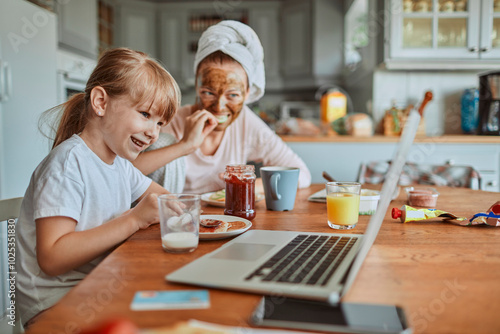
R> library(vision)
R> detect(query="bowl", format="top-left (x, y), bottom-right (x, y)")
top-left (405, 187), bottom-right (439, 207)
top-left (359, 189), bottom-right (380, 215)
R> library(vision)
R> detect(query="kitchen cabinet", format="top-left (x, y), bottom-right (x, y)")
top-left (159, 1), bottom-right (281, 90)
top-left (114, 0), bottom-right (157, 59)
top-left (280, 0), bottom-right (344, 89)
top-left (159, 6), bottom-right (186, 88)
top-left (287, 140), bottom-right (499, 192)
top-left (248, 3), bottom-right (281, 90)
top-left (386, 0), bottom-right (500, 69)
top-left (56, 0), bottom-right (98, 58)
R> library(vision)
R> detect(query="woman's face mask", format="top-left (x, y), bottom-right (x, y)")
top-left (196, 62), bottom-right (248, 131)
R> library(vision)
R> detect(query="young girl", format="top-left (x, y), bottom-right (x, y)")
top-left (15, 48), bottom-right (180, 326)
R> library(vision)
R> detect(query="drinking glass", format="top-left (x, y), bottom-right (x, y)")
top-left (158, 194), bottom-right (200, 253)
top-left (326, 182), bottom-right (361, 230)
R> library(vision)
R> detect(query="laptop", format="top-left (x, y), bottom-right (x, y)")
top-left (167, 109), bottom-right (423, 305)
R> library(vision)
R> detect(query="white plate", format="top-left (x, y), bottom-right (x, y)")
top-left (201, 191), bottom-right (264, 208)
top-left (199, 215), bottom-right (252, 240)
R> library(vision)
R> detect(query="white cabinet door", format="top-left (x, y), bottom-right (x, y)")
top-left (56, 0), bottom-right (98, 58)
top-left (116, 2), bottom-right (157, 58)
top-left (281, 0), bottom-right (312, 77)
top-left (159, 10), bottom-right (186, 88)
top-left (248, 4), bottom-right (281, 89)
top-left (388, 0), bottom-right (481, 59)
top-left (386, 0), bottom-right (500, 69)
top-left (478, 0), bottom-right (500, 59)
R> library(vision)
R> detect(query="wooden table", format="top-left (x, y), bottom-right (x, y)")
top-left (26, 185), bottom-right (500, 334)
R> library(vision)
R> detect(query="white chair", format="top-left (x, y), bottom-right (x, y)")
top-left (0, 197), bottom-right (24, 334)
top-left (357, 161), bottom-right (482, 190)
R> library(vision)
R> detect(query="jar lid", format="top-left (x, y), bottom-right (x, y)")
top-left (225, 164), bottom-right (255, 172)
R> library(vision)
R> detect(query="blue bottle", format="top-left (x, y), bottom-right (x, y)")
top-left (461, 88), bottom-right (479, 134)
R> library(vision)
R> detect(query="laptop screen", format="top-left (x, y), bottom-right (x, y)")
top-left (340, 109), bottom-right (422, 298)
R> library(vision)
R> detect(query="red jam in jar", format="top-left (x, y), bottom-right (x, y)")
top-left (224, 164), bottom-right (256, 220)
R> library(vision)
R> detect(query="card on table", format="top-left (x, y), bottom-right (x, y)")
top-left (130, 290), bottom-right (210, 311)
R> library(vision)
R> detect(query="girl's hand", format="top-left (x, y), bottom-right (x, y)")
top-left (129, 193), bottom-right (160, 230)
top-left (180, 109), bottom-right (218, 152)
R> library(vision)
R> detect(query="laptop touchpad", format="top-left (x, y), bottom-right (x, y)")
top-left (211, 243), bottom-right (275, 261)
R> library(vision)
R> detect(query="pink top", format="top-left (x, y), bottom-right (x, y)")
top-left (164, 105), bottom-right (312, 194)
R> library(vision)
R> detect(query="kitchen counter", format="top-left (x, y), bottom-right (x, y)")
top-left (280, 134), bottom-right (500, 144)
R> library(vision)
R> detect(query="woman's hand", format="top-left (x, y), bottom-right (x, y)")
top-left (179, 109), bottom-right (218, 153)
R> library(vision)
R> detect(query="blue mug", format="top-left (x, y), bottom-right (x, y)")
top-left (260, 167), bottom-right (300, 211)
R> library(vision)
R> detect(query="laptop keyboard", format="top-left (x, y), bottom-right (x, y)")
top-left (245, 235), bottom-right (358, 286)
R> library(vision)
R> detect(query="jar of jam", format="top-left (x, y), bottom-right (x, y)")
top-left (224, 164), bottom-right (256, 220)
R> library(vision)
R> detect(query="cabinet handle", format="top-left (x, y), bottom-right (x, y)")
top-left (4, 62), bottom-right (12, 101)
top-left (468, 47), bottom-right (479, 52)
top-left (486, 181), bottom-right (498, 187)
top-left (0, 59), bottom-right (4, 102)
top-left (480, 47), bottom-right (490, 52)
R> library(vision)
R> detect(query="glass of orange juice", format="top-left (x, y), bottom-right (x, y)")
top-left (326, 182), bottom-right (361, 230)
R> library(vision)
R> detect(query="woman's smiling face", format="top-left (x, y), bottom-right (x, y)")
top-left (196, 61), bottom-right (248, 131)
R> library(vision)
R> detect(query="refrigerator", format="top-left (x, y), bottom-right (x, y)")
top-left (0, 0), bottom-right (58, 199)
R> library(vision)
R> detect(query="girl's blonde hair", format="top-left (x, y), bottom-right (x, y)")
top-left (49, 48), bottom-right (181, 148)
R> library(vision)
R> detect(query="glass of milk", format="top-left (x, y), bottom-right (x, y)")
top-left (158, 194), bottom-right (200, 253)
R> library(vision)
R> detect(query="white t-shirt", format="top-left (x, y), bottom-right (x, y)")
top-left (164, 105), bottom-right (312, 194)
top-left (16, 134), bottom-right (151, 324)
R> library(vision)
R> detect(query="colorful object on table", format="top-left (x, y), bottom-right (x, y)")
top-left (391, 205), bottom-right (466, 223)
top-left (80, 318), bottom-right (139, 334)
top-left (466, 201), bottom-right (500, 226)
top-left (392, 202), bottom-right (500, 227)
top-left (130, 290), bottom-right (210, 311)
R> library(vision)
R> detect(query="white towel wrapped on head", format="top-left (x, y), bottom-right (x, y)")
top-left (194, 20), bottom-right (265, 104)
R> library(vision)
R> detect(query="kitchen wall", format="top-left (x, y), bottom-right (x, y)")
top-left (372, 70), bottom-right (480, 136)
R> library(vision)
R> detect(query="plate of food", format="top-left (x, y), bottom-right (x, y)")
top-left (201, 189), bottom-right (264, 207)
top-left (199, 215), bottom-right (252, 240)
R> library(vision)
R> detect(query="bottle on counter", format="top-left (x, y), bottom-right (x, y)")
top-left (224, 164), bottom-right (256, 220)
top-left (461, 88), bottom-right (479, 134)
top-left (320, 88), bottom-right (347, 125)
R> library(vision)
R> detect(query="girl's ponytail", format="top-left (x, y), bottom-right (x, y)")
top-left (52, 93), bottom-right (88, 148)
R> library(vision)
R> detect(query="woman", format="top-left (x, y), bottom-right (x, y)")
top-left (134, 20), bottom-right (311, 194)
